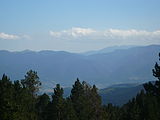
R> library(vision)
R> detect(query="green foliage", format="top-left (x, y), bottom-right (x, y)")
top-left (103, 103), bottom-right (121, 120)
top-left (36, 93), bottom-right (50, 120)
top-left (0, 70), bottom-right (40, 120)
top-left (70, 79), bottom-right (104, 120)
top-left (0, 74), bottom-right (15, 120)
top-left (21, 70), bottom-right (41, 96)
top-left (63, 98), bottom-right (78, 120)
top-left (52, 84), bottom-right (65, 120)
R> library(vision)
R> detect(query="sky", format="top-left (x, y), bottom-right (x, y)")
top-left (0, 0), bottom-right (160, 52)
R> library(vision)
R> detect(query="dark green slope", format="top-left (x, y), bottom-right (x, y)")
top-left (99, 83), bottom-right (144, 106)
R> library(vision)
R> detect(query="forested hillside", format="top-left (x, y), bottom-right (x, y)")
top-left (99, 83), bottom-right (144, 106)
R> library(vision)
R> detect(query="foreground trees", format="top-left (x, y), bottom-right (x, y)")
top-left (0, 72), bottom-right (104, 120)
top-left (0, 53), bottom-right (160, 120)
top-left (0, 70), bottom-right (41, 120)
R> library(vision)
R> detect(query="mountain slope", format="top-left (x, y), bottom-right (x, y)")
top-left (83, 45), bottom-right (137, 55)
top-left (0, 45), bottom-right (159, 89)
top-left (99, 83), bottom-right (144, 106)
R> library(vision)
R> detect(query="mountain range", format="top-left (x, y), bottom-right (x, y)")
top-left (0, 45), bottom-right (159, 91)
top-left (82, 45), bottom-right (137, 55)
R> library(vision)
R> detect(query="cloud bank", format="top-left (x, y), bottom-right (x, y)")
top-left (50, 28), bottom-right (160, 39)
top-left (49, 28), bottom-right (160, 48)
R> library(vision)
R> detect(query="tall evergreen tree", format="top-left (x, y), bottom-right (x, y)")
top-left (144, 53), bottom-right (160, 97)
top-left (52, 84), bottom-right (65, 120)
top-left (12, 80), bottom-right (28, 120)
top-left (104, 103), bottom-right (121, 120)
top-left (20, 70), bottom-right (41, 120)
top-left (63, 98), bottom-right (78, 120)
top-left (70, 79), bottom-right (86, 120)
top-left (88, 85), bottom-right (105, 120)
top-left (143, 53), bottom-right (160, 119)
top-left (21, 70), bottom-right (41, 96)
top-left (46, 84), bottom-right (65, 120)
top-left (70, 79), bottom-right (105, 120)
top-left (0, 74), bottom-right (15, 120)
top-left (36, 93), bottom-right (50, 120)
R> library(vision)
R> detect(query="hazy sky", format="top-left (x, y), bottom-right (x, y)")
top-left (0, 0), bottom-right (160, 52)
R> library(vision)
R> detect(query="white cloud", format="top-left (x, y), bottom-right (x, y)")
top-left (104, 29), bottom-right (149, 37)
top-left (50, 27), bottom-right (96, 38)
top-left (0, 32), bottom-right (20, 40)
top-left (0, 32), bottom-right (31, 40)
top-left (50, 28), bottom-right (160, 39)
top-left (68, 27), bottom-right (96, 37)
top-left (49, 28), bottom-right (160, 45)
top-left (103, 29), bottom-right (160, 39)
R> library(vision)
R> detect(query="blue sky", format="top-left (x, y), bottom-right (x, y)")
top-left (0, 0), bottom-right (160, 52)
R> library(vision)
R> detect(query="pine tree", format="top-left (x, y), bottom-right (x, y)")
top-left (46, 84), bottom-right (65, 120)
top-left (21, 70), bottom-right (41, 96)
top-left (88, 85), bottom-right (104, 120)
top-left (12, 80), bottom-right (27, 120)
top-left (143, 53), bottom-right (160, 119)
top-left (20, 70), bottom-right (41, 120)
top-left (104, 103), bottom-right (121, 120)
top-left (63, 98), bottom-right (78, 120)
top-left (0, 74), bottom-right (15, 120)
top-left (121, 53), bottom-right (160, 120)
top-left (36, 93), bottom-right (50, 120)
top-left (70, 79), bottom-right (87, 120)
top-left (70, 79), bottom-right (105, 120)
top-left (144, 53), bottom-right (160, 97)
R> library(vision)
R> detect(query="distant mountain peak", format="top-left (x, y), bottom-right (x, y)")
top-left (82, 45), bottom-right (138, 55)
